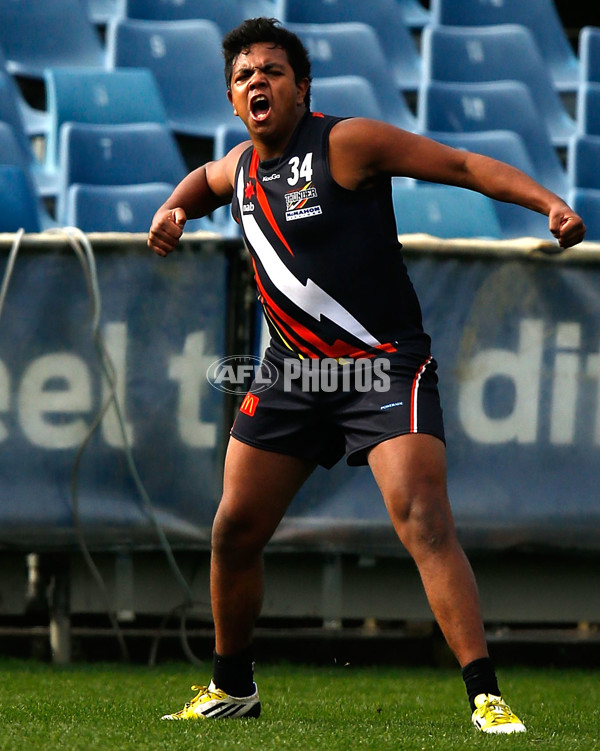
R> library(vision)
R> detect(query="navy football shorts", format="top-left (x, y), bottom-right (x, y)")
top-left (230, 345), bottom-right (445, 468)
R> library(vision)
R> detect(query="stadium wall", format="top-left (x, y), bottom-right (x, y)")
top-left (0, 231), bottom-right (599, 656)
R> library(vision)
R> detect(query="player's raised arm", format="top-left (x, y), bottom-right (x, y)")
top-left (147, 141), bottom-right (250, 257)
top-left (329, 119), bottom-right (586, 249)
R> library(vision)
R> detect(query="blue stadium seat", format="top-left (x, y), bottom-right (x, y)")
top-left (211, 123), bottom-right (250, 237)
top-left (0, 46), bottom-right (47, 138)
top-left (58, 122), bottom-right (187, 187)
top-left (83, 0), bottom-right (125, 25)
top-left (418, 80), bottom-right (569, 197)
top-left (391, 182), bottom-right (503, 239)
top-left (568, 133), bottom-right (600, 190)
top-left (576, 82), bottom-right (600, 136)
top-left (421, 129), bottom-right (551, 239)
top-left (310, 77), bottom-right (384, 120)
top-left (568, 188), bottom-right (600, 241)
top-left (56, 122), bottom-right (188, 224)
top-left (242, 1), bottom-right (285, 18)
top-left (285, 23), bottom-right (418, 130)
top-left (106, 18), bottom-right (236, 138)
top-left (0, 74), bottom-right (40, 166)
top-left (212, 124), bottom-right (250, 161)
top-left (63, 183), bottom-right (176, 233)
top-left (0, 122), bottom-right (28, 169)
top-left (0, 165), bottom-right (54, 232)
top-left (421, 24), bottom-right (576, 148)
top-left (0, 123), bottom-right (59, 220)
top-left (279, 0), bottom-right (422, 92)
top-left (0, 0), bottom-right (105, 79)
top-left (0, 73), bottom-right (57, 197)
top-left (429, 0), bottom-right (580, 93)
top-left (395, 0), bottom-right (431, 30)
top-left (579, 26), bottom-right (600, 84)
top-left (124, 0), bottom-right (245, 32)
top-left (44, 67), bottom-right (168, 178)
top-left (0, 122), bottom-right (56, 227)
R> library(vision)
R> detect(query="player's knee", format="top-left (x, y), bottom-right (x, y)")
top-left (393, 494), bottom-right (455, 555)
top-left (211, 504), bottom-right (264, 561)
top-left (413, 517), bottom-right (454, 554)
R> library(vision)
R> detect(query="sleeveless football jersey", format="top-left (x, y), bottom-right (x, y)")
top-left (231, 111), bottom-right (430, 360)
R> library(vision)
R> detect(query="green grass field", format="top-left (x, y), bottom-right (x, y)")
top-left (0, 659), bottom-right (596, 750)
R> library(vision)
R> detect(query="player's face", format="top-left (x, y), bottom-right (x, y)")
top-left (228, 43), bottom-right (308, 152)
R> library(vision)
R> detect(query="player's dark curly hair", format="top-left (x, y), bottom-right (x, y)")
top-left (222, 17), bottom-right (312, 107)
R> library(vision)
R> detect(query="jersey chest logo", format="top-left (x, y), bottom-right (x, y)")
top-left (284, 182), bottom-right (321, 221)
top-left (282, 152), bottom-right (322, 222)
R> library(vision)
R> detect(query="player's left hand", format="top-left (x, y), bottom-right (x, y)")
top-left (549, 205), bottom-right (586, 249)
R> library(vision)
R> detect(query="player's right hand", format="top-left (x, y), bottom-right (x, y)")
top-left (147, 207), bottom-right (187, 257)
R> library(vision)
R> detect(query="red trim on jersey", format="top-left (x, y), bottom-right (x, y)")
top-left (375, 341), bottom-right (399, 354)
top-left (252, 260), bottom-right (320, 357)
top-left (254, 260), bottom-right (387, 359)
top-left (249, 149), bottom-right (294, 256)
top-left (253, 262), bottom-right (328, 357)
top-left (263, 303), bottom-right (321, 358)
top-left (410, 356), bottom-right (433, 432)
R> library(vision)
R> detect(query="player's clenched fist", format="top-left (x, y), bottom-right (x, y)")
top-left (548, 203), bottom-right (586, 249)
top-left (147, 207), bottom-right (187, 257)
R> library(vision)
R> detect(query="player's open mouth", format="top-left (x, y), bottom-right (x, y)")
top-left (250, 95), bottom-right (271, 121)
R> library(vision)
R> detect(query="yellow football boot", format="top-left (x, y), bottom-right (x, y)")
top-left (472, 693), bottom-right (526, 734)
top-left (161, 681), bottom-right (261, 720)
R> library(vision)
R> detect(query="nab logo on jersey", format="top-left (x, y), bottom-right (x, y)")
top-left (243, 179), bottom-right (256, 212)
top-left (240, 392), bottom-right (259, 416)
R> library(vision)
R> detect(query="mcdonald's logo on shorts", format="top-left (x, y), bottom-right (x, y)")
top-left (240, 392), bottom-right (259, 416)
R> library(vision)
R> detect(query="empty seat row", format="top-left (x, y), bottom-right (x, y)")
top-left (421, 24), bottom-right (575, 148)
top-left (0, 0), bottom-right (270, 79)
top-left (2, 68), bottom-right (598, 238)
top-left (279, 0), bottom-right (423, 93)
top-left (419, 80), bottom-right (568, 198)
top-left (0, 162), bottom-right (177, 234)
top-left (288, 23), bottom-right (418, 129)
top-left (0, 3), bottom-right (596, 238)
top-left (6, 153), bottom-right (600, 241)
top-left (0, 4), bottom-right (591, 143)
top-left (64, 182), bottom-right (175, 233)
top-left (7, 106), bottom-right (600, 240)
top-left (429, 0), bottom-right (578, 92)
top-left (392, 181), bottom-right (504, 240)
top-left (0, 0), bottom-right (105, 79)
top-left (0, 164), bottom-right (214, 234)
top-left (42, 18), bottom-right (600, 148)
top-left (0, 64), bottom-right (169, 198)
top-left (0, 0), bottom-right (586, 92)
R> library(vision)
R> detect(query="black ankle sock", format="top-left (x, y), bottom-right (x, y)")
top-left (461, 657), bottom-right (501, 711)
top-left (212, 645), bottom-right (255, 697)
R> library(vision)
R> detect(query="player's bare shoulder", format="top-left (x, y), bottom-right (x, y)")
top-left (329, 117), bottom-right (438, 186)
top-left (328, 117), bottom-right (407, 189)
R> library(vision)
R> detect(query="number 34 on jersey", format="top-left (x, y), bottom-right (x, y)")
top-left (284, 152), bottom-right (322, 222)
